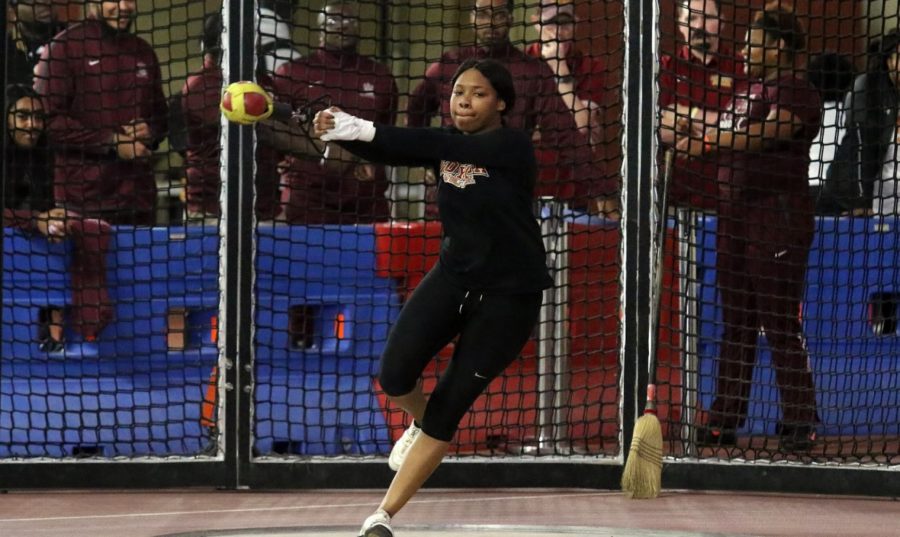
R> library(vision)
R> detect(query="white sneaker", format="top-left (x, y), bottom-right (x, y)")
top-left (358, 508), bottom-right (393, 537)
top-left (388, 421), bottom-right (421, 471)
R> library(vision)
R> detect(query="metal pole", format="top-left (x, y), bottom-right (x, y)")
top-left (551, 207), bottom-right (571, 444)
top-left (522, 198), bottom-right (571, 455)
top-left (677, 208), bottom-right (700, 457)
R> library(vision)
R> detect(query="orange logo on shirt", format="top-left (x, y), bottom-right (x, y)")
top-left (440, 160), bottom-right (489, 189)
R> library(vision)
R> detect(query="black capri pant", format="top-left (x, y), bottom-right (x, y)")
top-left (379, 264), bottom-right (543, 442)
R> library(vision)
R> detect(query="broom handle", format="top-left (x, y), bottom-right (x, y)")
top-left (646, 148), bottom-right (675, 414)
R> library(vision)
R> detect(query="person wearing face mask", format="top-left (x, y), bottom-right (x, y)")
top-left (659, 0), bottom-right (744, 211)
top-left (676, 3), bottom-right (821, 452)
top-left (5, 0), bottom-right (65, 84)
top-left (4, 84), bottom-right (114, 349)
top-left (34, 0), bottom-right (168, 226)
top-left (313, 59), bottom-right (550, 537)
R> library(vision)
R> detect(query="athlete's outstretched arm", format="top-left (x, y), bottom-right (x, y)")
top-left (315, 109), bottom-right (533, 168)
top-left (375, 125), bottom-right (531, 167)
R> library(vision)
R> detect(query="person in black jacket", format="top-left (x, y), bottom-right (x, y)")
top-left (314, 59), bottom-right (551, 537)
top-left (819, 29), bottom-right (900, 214)
top-left (806, 52), bottom-right (855, 199)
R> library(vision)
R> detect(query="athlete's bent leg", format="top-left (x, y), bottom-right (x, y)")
top-left (379, 431), bottom-right (450, 516)
top-left (375, 291), bottom-right (542, 518)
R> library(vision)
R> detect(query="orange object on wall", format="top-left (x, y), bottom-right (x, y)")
top-left (201, 366), bottom-right (218, 429)
top-left (210, 315), bottom-right (218, 344)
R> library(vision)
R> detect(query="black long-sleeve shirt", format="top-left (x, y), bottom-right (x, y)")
top-left (341, 125), bottom-right (552, 294)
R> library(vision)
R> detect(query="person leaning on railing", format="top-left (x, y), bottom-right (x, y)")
top-left (4, 84), bottom-right (114, 349)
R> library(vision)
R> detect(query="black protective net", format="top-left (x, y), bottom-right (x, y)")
top-left (658, 0), bottom-right (900, 464)
top-left (251, 0), bottom-right (624, 459)
top-left (7, 0), bottom-right (895, 473)
top-left (2, 0), bottom-right (219, 458)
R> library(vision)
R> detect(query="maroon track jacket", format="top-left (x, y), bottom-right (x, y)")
top-left (272, 48), bottom-right (398, 224)
top-left (180, 59), bottom-right (279, 219)
top-left (34, 20), bottom-right (167, 223)
top-left (660, 44), bottom-right (744, 210)
top-left (181, 56), bottom-right (223, 217)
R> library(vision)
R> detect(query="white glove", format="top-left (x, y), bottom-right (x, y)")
top-left (320, 110), bottom-right (376, 142)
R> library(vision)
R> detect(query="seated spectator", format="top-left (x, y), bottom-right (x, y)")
top-left (4, 84), bottom-right (113, 348)
top-left (806, 53), bottom-right (854, 207)
top-left (821, 30), bottom-right (900, 215)
top-left (181, 12), bottom-right (281, 222)
top-left (5, 0), bottom-right (65, 85)
top-left (34, 0), bottom-right (168, 226)
top-left (268, 0), bottom-right (397, 224)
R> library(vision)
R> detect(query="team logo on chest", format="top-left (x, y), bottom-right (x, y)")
top-left (440, 160), bottom-right (489, 189)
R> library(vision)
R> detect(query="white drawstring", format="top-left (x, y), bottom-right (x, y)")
top-left (459, 291), bottom-right (470, 314)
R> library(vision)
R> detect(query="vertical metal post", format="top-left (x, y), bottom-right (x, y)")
top-left (621, 0), bottom-right (659, 462)
top-left (551, 209), bottom-right (571, 444)
top-left (677, 208), bottom-right (700, 456)
top-left (523, 198), bottom-right (571, 455)
top-left (221, 0), bottom-right (257, 488)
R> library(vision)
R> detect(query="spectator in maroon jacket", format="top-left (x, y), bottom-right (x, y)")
top-left (677, 4), bottom-right (821, 451)
top-left (180, 12), bottom-right (281, 222)
top-left (408, 0), bottom-right (604, 216)
top-left (268, 0), bottom-right (398, 224)
top-left (4, 84), bottom-right (113, 348)
top-left (34, 0), bottom-right (168, 226)
top-left (660, 0), bottom-right (743, 211)
top-left (526, 0), bottom-right (620, 218)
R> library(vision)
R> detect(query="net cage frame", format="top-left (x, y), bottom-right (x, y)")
top-left (0, 0), bottom-right (899, 496)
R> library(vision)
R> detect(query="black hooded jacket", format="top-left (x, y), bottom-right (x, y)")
top-left (819, 33), bottom-right (900, 213)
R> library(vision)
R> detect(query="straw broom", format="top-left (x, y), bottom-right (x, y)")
top-left (621, 148), bottom-right (674, 499)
